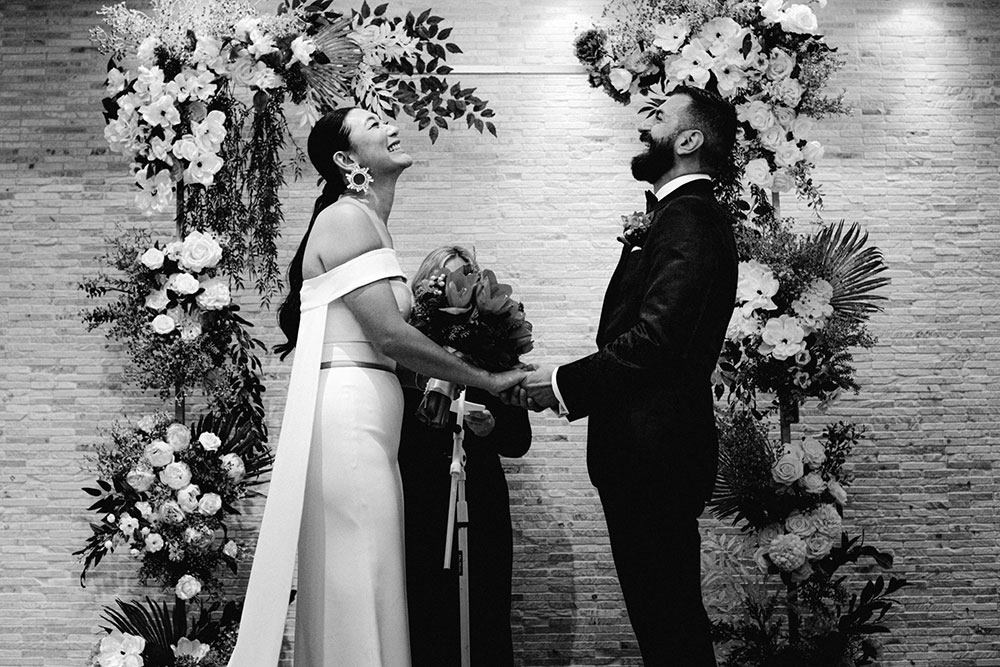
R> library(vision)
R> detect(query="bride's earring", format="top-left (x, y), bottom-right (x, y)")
top-left (346, 164), bottom-right (373, 194)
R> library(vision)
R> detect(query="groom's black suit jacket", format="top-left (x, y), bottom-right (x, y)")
top-left (557, 179), bottom-right (737, 513)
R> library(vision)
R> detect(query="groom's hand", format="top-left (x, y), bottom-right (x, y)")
top-left (521, 365), bottom-right (559, 412)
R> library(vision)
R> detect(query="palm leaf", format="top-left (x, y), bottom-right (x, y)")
top-left (304, 16), bottom-right (363, 109)
top-left (99, 597), bottom-right (186, 664)
top-left (812, 221), bottom-right (890, 323)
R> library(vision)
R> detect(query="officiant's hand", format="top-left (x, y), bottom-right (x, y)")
top-left (463, 409), bottom-right (496, 437)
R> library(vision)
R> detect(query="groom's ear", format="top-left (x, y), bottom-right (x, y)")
top-left (675, 129), bottom-right (704, 157)
top-left (332, 150), bottom-right (356, 173)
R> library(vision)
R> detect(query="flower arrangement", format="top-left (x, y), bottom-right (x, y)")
top-left (574, 0), bottom-right (847, 207)
top-left (75, 411), bottom-right (272, 599)
top-left (80, 229), bottom-right (266, 421)
top-left (715, 220), bottom-right (889, 414)
top-left (617, 210), bottom-right (654, 249)
top-left (409, 266), bottom-right (533, 426)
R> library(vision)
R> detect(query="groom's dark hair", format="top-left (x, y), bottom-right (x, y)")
top-left (671, 85), bottom-right (737, 177)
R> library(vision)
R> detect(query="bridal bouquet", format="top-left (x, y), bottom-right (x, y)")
top-left (409, 266), bottom-right (533, 427)
top-left (75, 411), bottom-right (272, 599)
top-left (715, 221), bottom-right (889, 413)
top-left (575, 0), bottom-right (847, 206)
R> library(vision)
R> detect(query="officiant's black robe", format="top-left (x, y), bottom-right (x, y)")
top-left (398, 386), bottom-right (531, 667)
top-left (556, 178), bottom-right (737, 665)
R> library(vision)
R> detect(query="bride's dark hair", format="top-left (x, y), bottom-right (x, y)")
top-left (274, 107), bottom-right (356, 360)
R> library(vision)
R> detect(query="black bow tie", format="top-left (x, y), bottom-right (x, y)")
top-left (644, 190), bottom-right (659, 213)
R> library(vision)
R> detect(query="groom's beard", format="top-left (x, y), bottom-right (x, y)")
top-left (631, 130), bottom-right (676, 184)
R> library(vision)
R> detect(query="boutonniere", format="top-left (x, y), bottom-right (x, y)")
top-left (617, 211), bottom-right (653, 250)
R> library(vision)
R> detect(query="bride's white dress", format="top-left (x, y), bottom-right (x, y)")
top-left (227, 198), bottom-right (412, 667)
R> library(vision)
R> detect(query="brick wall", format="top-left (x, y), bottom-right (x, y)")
top-left (1, 0), bottom-right (998, 665)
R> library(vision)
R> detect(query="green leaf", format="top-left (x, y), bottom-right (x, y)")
top-left (446, 42), bottom-right (463, 54)
top-left (486, 121), bottom-right (497, 137)
top-left (438, 27), bottom-right (452, 40)
top-left (374, 3), bottom-right (388, 16)
top-left (417, 8), bottom-right (431, 24)
top-left (428, 125), bottom-right (440, 144)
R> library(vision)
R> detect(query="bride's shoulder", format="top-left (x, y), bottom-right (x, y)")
top-left (309, 201), bottom-right (384, 269)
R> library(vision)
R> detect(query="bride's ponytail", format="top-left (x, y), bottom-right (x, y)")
top-left (274, 107), bottom-right (355, 360)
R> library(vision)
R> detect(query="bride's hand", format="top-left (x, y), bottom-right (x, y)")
top-left (487, 368), bottom-right (527, 395)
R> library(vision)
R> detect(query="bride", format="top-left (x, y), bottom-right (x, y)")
top-left (226, 107), bottom-right (526, 667)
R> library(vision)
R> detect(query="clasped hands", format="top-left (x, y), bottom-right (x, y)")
top-left (499, 364), bottom-right (559, 413)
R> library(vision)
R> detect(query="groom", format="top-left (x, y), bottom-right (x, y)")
top-left (512, 86), bottom-right (737, 665)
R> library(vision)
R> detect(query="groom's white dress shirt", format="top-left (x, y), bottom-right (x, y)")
top-left (549, 173), bottom-right (712, 416)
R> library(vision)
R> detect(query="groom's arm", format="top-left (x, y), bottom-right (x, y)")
top-left (555, 198), bottom-right (722, 421)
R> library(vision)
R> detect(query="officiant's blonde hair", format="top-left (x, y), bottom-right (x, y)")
top-left (412, 245), bottom-right (478, 288)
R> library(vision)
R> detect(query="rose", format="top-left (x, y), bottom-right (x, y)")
top-left (118, 513), bottom-right (139, 538)
top-left (758, 125), bottom-right (785, 150)
top-left (166, 423), bottom-right (191, 452)
top-left (756, 523), bottom-right (783, 546)
top-left (175, 574), bottom-right (202, 600)
top-left (139, 247), bottom-right (165, 270)
top-left (220, 453), bottom-right (245, 481)
top-left (768, 533), bottom-right (807, 572)
top-left (779, 4), bottom-right (819, 34)
top-left (801, 439), bottom-right (826, 466)
top-left (159, 461), bottom-right (193, 490)
top-left (137, 415), bottom-right (157, 433)
top-left (827, 479), bottom-right (848, 505)
top-left (811, 503), bottom-right (843, 537)
top-left (608, 68), bottom-right (633, 93)
top-left (744, 158), bottom-right (773, 187)
top-left (801, 140), bottom-right (825, 164)
top-left (772, 448), bottom-right (804, 485)
top-left (792, 115), bottom-right (815, 138)
top-left (222, 540), bottom-right (239, 559)
top-left (178, 230), bottom-right (223, 272)
top-left (176, 484), bottom-right (201, 513)
top-left (198, 492), bottom-right (222, 516)
top-left (151, 314), bottom-right (176, 335)
top-left (773, 78), bottom-right (803, 107)
top-left (759, 0), bottom-right (785, 22)
top-left (144, 532), bottom-right (164, 552)
top-left (135, 501), bottom-right (155, 521)
top-left (144, 440), bottom-right (174, 467)
top-left (167, 272), bottom-right (200, 296)
top-left (195, 278), bottom-right (231, 310)
top-left (164, 240), bottom-right (183, 260)
top-left (145, 288), bottom-right (170, 311)
top-left (184, 526), bottom-right (214, 550)
top-left (158, 500), bottom-right (186, 525)
top-left (806, 532), bottom-right (834, 559)
top-left (126, 467), bottom-right (156, 492)
top-left (767, 48), bottom-right (795, 80)
top-left (737, 100), bottom-right (775, 131)
top-left (784, 511), bottom-right (816, 538)
top-left (773, 105), bottom-right (796, 129)
top-left (229, 56), bottom-right (256, 88)
top-left (198, 432), bottom-right (222, 451)
top-left (774, 140), bottom-right (803, 168)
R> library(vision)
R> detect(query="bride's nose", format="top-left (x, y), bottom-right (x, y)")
top-left (386, 124), bottom-right (399, 136)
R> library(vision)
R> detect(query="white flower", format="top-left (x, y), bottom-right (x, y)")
top-left (290, 35), bottom-right (317, 66)
top-left (175, 574), bottom-right (202, 600)
top-left (671, 43), bottom-right (712, 86)
top-left (150, 313), bottom-right (175, 335)
top-left (180, 318), bottom-right (203, 342)
top-left (800, 471), bottom-right (827, 494)
top-left (171, 136), bottom-right (201, 162)
top-left (698, 17), bottom-right (741, 56)
top-left (759, 0), bottom-right (785, 23)
top-left (158, 500), bottom-right (186, 524)
top-left (773, 77), bottom-right (804, 107)
top-left (811, 503), bottom-right (843, 537)
top-left (767, 48), bottom-right (796, 80)
top-left (784, 511), bottom-right (816, 537)
top-left (135, 501), bottom-right (155, 521)
top-left (229, 55), bottom-right (256, 88)
top-left (140, 95), bottom-right (180, 129)
top-left (106, 68), bottom-right (127, 95)
top-left (779, 4), bottom-right (820, 34)
top-left (220, 453), bottom-right (245, 481)
top-left (744, 158), bottom-right (773, 188)
top-left (801, 439), bottom-right (827, 466)
top-left (138, 247), bottom-right (165, 271)
top-left (191, 110), bottom-right (227, 152)
top-left (195, 278), bottom-right (231, 310)
top-left (774, 140), bottom-right (803, 168)
top-left (125, 467), bottom-right (156, 492)
top-left (608, 68), bottom-right (633, 93)
top-left (726, 307), bottom-right (762, 342)
top-left (159, 461), bottom-right (193, 490)
top-left (758, 125), bottom-right (785, 150)
top-left (756, 523), bottom-right (783, 546)
top-left (773, 105), bottom-right (796, 129)
top-left (144, 532), bottom-right (164, 553)
top-left (759, 314), bottom-right (806, 360)
top-left (98, 630), bottom-right (146, 667)
top-left (144, 440), bottom-right (174, 467)
top-left (768, 533), bottom-right (807, 572)
top-left (827, 479), bottom-right (848, 505)
top-left (198, 432), bottom-right (222, 451)
top-left (136, 35), bottom-right (159, 64)
top-left (792, 115), bottom-right (815, 139)
top-left (179, 230), bottom-right (223, 272)
top-left (772, 447), bottom-right (805, 484)
top-left (167, 272), bottom-right (200, 296)
top-left (166, 423), bottom-right (191, 451)
top-left (247, 27), bottom-right (276, 58)
top-left (801, 140), bottom-right (825, 164)
top-left (177, 69), bottom-right (217, 103)
top-left (176, 484), bottom-right (201, 513)
top-left (222, 540), bottom-right (239, 559)
top-left (172, 637), bottom-right (211, 661)
top-left (736, 260), bottom-right (779, 315)
top-left (805, 532), bottom-right (834, 559)
top-left (737, 100), bottom-right (775, 132)
top-left (652, 19), bottom-right (688, 53)
top-left (144, 288), bottom-right (169, 312)
top-left (104, 117), bottom-right (140, 155)
top-left (184, 153), bottom-right (224, 186)
top-left (192, 34), bottom-right (223, 69)
top-left (198, 493), bottom-right (223, 516)
top-left (711, 61), bottom-right (747, 96)
top-left (118, 513), bottom-right (139, 538)
top-left (250, 61), bottom-right (282, 90)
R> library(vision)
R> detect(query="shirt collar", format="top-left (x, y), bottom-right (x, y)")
top-left (652, 173), bottom-right (712, 202)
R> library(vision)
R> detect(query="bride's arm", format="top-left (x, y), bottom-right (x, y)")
top-left (310, 207), bottom-right (523, 394)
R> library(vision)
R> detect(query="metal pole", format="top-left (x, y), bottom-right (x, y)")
top-left (442, 392), bottom-right (472, 667)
